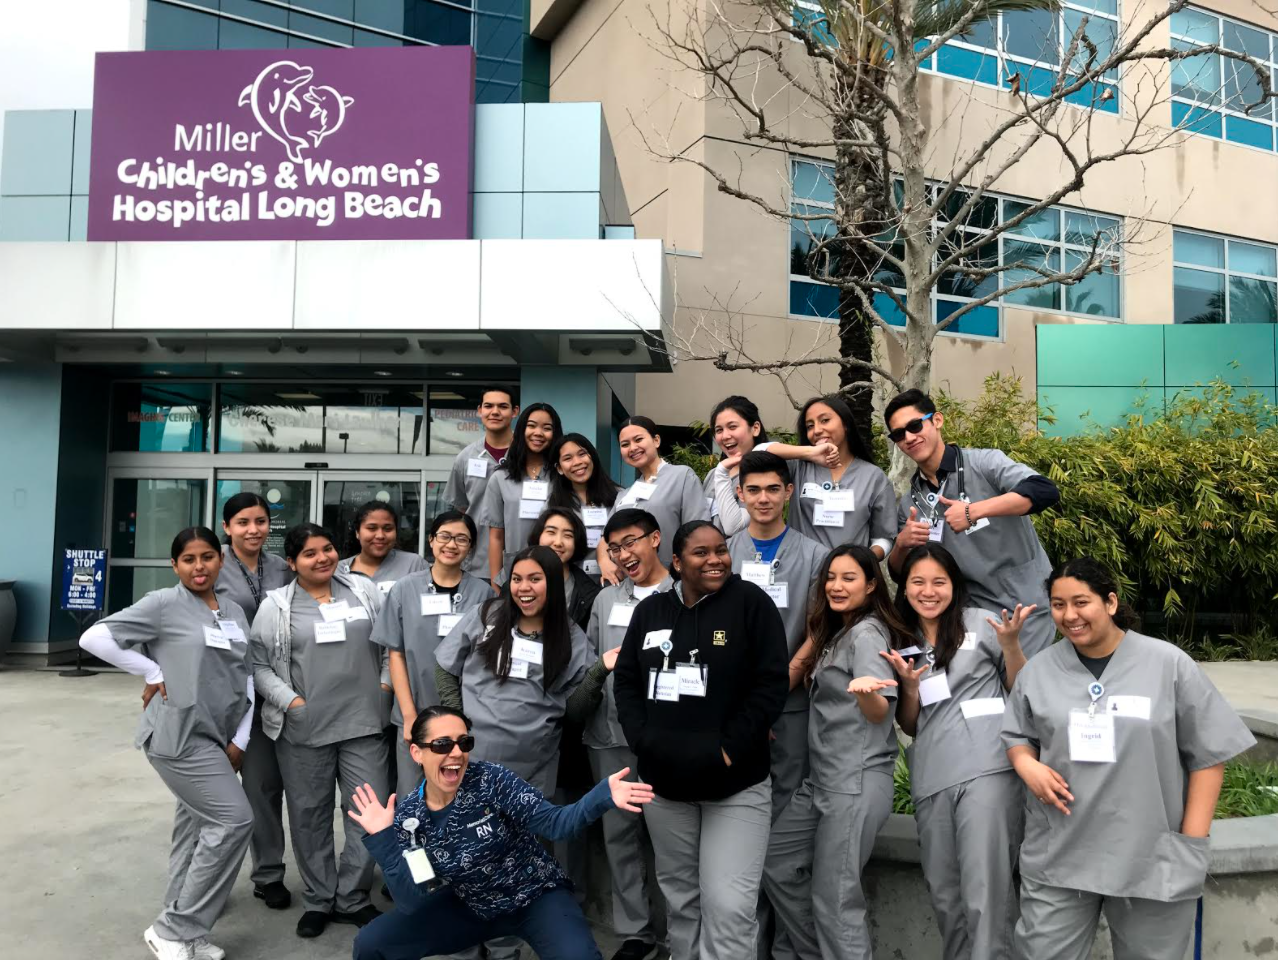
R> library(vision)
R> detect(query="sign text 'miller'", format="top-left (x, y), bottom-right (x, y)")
top-left (88, 47), bottom-right (475, 242)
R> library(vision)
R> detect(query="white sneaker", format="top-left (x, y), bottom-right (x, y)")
top-left (143, 926), bottom-right (195, 960)
top-left (190, 937), bottom-right (226, 960)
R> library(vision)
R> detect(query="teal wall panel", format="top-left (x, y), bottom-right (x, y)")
top-left (0, 110), bottom-right (74, 196)
top-left (522, 192), bottom-right (600, 240)
top-left (1164, 324), bottom-right (1277, 386)
top-left (473, 103), bottom-right (524, 193)
top-left (0, 196), bottom-right (70, 241)
top-left (1037, 386), bottom-right (1163, 437)
top-left (519, 365), bottom-right (599, 441)
top-left (523, 102), bottom-right (601, 192)
top-left (71, 110), bottom-right (93, 196)
top-left (1036, 324), bottom-right (1164, 386)
top-left (473, 192), bottom-right (522, 239)
top-left (0, 364), bottom-right (64, 643)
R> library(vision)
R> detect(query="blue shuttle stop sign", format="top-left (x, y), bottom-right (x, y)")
top-left (62, 549), bottom-right (107, 612)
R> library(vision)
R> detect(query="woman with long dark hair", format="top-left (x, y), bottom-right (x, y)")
top-left (881, 543), bottom-right (1033, 960)
top-left (789, 395), bottom-right (895, 558)
top-left (79, 527), bottom-right (254, 960)
top-left (337, 500), bottom-right (426, 594)
top-left (763, 545), bottom-right (909, 960)
top-left (547, 432), bottom-right (620, 580)
top-left (1004, 558), bottom-right (1254, 960)
top-left (481, 403), bottom-right (564, 585)
top-left (614, 416), bottom-right (709, 572)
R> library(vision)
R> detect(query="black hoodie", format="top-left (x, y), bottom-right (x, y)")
top-left (612, 573), bottom-right (788, 802)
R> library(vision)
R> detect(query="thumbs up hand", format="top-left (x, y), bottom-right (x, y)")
top-left (936, 495), bottom-right (972, 532)
top-left (897, 506), bottom-right (933, 548)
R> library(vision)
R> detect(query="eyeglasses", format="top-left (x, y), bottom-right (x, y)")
top-left (887, 412), bottom-right (934, 444)
top-left (606, 534), bottom-right (651, 559)
top-left (432, 533), bottom-right (472, 548)
top-left (418, 735), bottom-right (475, 755)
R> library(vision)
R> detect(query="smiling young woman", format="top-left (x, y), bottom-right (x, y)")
top-left (337, 501), bottom-right (426, 597)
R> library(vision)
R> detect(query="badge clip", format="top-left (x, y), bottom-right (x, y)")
top-left (1087, 681), bottom-right (1105, 718)
top-left (660, 638), bottom-right (673, 672)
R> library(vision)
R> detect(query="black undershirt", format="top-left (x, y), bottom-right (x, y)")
top-left (1075, 647), bottom-right (1114, 681)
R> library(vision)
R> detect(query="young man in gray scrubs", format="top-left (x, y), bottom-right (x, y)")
top-left (443, 387), bottom-right (518, 580)
top-left (886, 389), bottom-right (1060, 657)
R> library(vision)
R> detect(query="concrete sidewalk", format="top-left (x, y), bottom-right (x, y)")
top-left (0, 668), bottom-right (623, 960)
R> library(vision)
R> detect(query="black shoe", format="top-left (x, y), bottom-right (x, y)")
top-left (611, 941), bottom-right (658, 960)
top-left (380, 883), bottom-right (392, 900)
top-left (253, 881), bottom-right (292, 910)
top-left (331, 904), bottom-right (382, 927)
top-left (296, 910), bottom-right (330, 939)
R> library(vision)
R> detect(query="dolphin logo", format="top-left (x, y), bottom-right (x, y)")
top-left (238, 60), bottom-right (314, 163)
top-left (302, 84), bottom-right (354, 149)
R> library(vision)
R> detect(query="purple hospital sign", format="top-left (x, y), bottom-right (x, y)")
top-left (88, 46), bottom-right (474, 241)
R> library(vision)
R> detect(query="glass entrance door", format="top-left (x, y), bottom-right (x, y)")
top-left (215, 472), bottom-right (315, 558)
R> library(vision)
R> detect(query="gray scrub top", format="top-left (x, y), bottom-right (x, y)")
top-left (584, 575), bottom-right (674, 749)
top-left (907, 607), bottom-right (1012, 803)
top-left (434, 607), bottom-right (592, 785)
top-left (480, 464), bottom-right (551, 582)
top-left (571, 500), bottom-right (614, 575)
top-left (789, 458), bottom-right (896, 551)
top-left (1003, 631), bottom-right (1255, 901)
top-left (103, 584), bottom-right (252, 757)
top-left (615, 462), bottom-right (710, 568)
top-left (444, 438), bottom-right (504, 577)
top-left (337, 549), bottom-right (428, 598)
top-left (808, 617), bottom-right (899, 794)
top-left (371, 569), bottom-right (490, 724)
top-left (896, 447), bottom-right (1054, 658)
top-left (727, 527), bottom-right (825, 712)
top-left (216, 546), bottom-right (294, 624)
top-left (285, 581), bottom-right (384, 747)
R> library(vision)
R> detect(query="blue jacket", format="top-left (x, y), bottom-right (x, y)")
top-left (364, 759), bottom-right (612, 919)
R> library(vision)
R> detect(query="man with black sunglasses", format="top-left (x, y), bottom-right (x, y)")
top-left (885, 389), bottom-right (1060, 657)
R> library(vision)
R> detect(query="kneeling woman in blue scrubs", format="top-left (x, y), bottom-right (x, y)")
top-left (349, 705), bottom-right (653, 960)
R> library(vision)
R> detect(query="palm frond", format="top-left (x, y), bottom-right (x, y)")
top-left (913, 0), bottom-right (1062, 42)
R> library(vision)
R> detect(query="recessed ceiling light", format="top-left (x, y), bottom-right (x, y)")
top-left (226, 370), bottom-right (244, 376)
top-left (154, 369), bottom-right (171, 376)
top-left (373, 370), bottom-right (393, 377)
top-left (445, 370), bottom-right (464, 378)
top-left (276, 392), bottom-right (321, 400)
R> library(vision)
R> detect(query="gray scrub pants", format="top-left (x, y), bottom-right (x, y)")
top-left (762, 773), bottom-right (893, 960)
top-left (1015, 876), bottom-right (1197, 960)
top-left (763, 710), bottom-right (810, 960)
top-left (394, 734), bottom-right (424, 802)
top-left (241, 702), bottom-right (287, 886)
top-left (276, 733), bottom-right (389, 914)
top-left (147, 740), bottom-right (254, 941)
top-left (588, 745), bottom-right (658, 945)
top-left (914, 770), bottom-right (1022, 960)
top-left (644, 778), bottom-right (772, 960)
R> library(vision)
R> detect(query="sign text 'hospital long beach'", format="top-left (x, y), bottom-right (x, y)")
top-left (88, 46), bottom-right (475, 242)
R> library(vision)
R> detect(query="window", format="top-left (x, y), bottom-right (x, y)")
top-left (789, 159), bottom-right (1123, 335)
top-left (218, 383), bottom-right (425, 454)
top-left (1173, 229), bottom-right (1277, 324)
top-left (110, 383), bottom-right (213, 452)
top-left (1171, 7), bottom-right (1277, 151)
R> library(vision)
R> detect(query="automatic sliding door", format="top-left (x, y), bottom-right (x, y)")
top-left (215, 473), bottom-right (315, 558)
top-left (320, 473), bottom-right (424, 556)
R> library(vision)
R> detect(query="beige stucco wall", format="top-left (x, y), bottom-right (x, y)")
top-left (547, 0), bottom-right (1278, 430)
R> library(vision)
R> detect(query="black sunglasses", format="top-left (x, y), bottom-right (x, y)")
top-left (887, 412), bottom-right (934, 443)
top-left (418, 735), bottom-right (475, 755)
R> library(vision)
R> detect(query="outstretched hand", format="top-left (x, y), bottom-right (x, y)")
top-left (608, 768), bottom-right (655, 813)
top-left (347, 782), bottom-right (397, 835)
top-left (987, 604), bottom-right (1037, 648)
top-left (879, 649), bottom-right (930, 687)
top-left (847, 675), bottom-right (898, 696)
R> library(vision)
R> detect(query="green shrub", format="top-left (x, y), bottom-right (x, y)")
top-left (1215, 760), bottom-right (1278, 820)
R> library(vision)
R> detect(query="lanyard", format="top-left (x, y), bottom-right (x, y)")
top-left (909, 447), bottom-right (966, 523)
top-left (231, 551), bottom-right (264, 606)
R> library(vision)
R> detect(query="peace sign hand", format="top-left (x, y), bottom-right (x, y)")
top-left (987, 604), bottom-right (1037, 650)
top-left (607, 768), bottom-right (655, 813)
top-left (847, 675), bottom-right (899, 696)
top-left (347, 782), bottom-right (397, 835)
top-left (879, 649), bottom-right (930, 688)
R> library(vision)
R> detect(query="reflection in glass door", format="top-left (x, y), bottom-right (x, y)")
top-left (215, 475), bottom-right (314, 558)
top-left (320, 474), bottom-right (423, 557)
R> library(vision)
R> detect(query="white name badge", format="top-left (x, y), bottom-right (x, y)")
top-left (654, 670), bottom-right (680, 702)
top-left (519, 499), bottom-right (543, 520)
top-left (919, 671), bottom-right (952, 706)
top-left (203, 625), bottom-right (231, 650)
top-left (897, 645), bottom-right (924, 658)
top-left (764, 583), bottom-right (789, 608)
top-left (315, 620), bottom-right (347, 643)
top-left (608, 603), bottom-right (637, 628)
top-left (437, 613), bottom-right (462, 637)
top-left (823, 490), bottom-right (855, 512)
top-left (345, 606), bottom-right (371, 623)
top-left (964, 517), bottom-right (992, 535)
top-left (319, 600), bottom-right (352, 623)
top-left (1069, 709), bottom-right (1116, 763)
top-left (813, 504), bottom-right (844, 527)
top-left (582, 558), bottom-right (600, 576)
top-left (507, 658), bottom-right (531, 680)
top-left (960, 697), bottom-right (1005, 720)
top-left (582, 506), bottom-right (609, 526)
top-left (378, 580), bottom-right (395, 596)
top-left (421, 593), bottom-right (452, 617)
top-left (928, 522), bottom-right (945, 543)
top-left (511, 636), bottom-right (544, 665)
top-left (1107, 695), bottom-right (1152, 720)
top-left (522, 480), bottom-right (549, 501)
top-left (586, 528), bottom-right (602, 548)
top-left (740, 562), bottom-right (772, 586)
top-left (800, 483), bottom-right (823, 499)
top-left (467, 458), bottom-right (489, 479)
top-left (403, 847), bottom-right (436, 884)
top-left (629, 481), bottom-right (657, 501)
top-left (643, 629), bottom-right (672, 651)
top-left (217, 619), bottom-right (246, 643)
top-left (959, 632), bottom-right (978, 651)
top-left (676, 663), bottom-right (707, 697)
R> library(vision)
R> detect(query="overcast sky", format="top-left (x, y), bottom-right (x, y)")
top-left (0, 0), bottom-right (138, 186)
